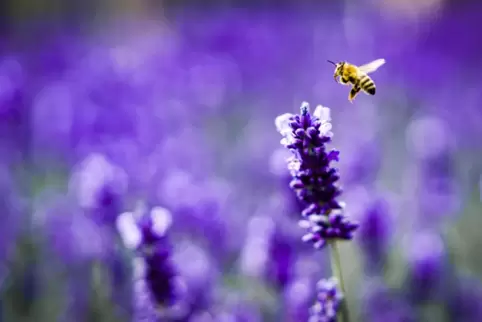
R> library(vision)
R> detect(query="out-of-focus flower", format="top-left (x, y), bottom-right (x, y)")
top-left (448, 276), bottom-right (482, 322)
top-left (32, 191), bottom-right (124, 322)
top-left (117, 206), bottom-right (183, 319)
top-left (158, 171), bottom-right (236, 261)
top-left (0, 57), bottom-right (25, 114)
top-left (376, 0), bottom-right (444, 22)
top-left (360, 278), bottom-right (415, 322)
top-left (239, 216), bottom-right (275, 279)
top-left (406, 116), bottom-right (451, 161)
top-left (172, 240), bottom-right (218, 317)
top-left (343, 139), bottom-right (382, 186)
top-left (266, 221), bottom-right (300, 289)
top-left (214, 293), bottom-right (263, 322)
top-left (132, 276), bottom-right (159, 322)
top-left (308, 277), bottom-right (343, 322)
top-left (38, 195), bottom-right (109, 262)
top-left (0, 166), bottom-right (22, 272)
top-left (0, 57), bottom-right (28, 166)
top-left (67, 153), bottom-right (132, 320)
top-left (356, 195), bottom-right (394, 274)
top-left (405, 231), bottom-right (446, 300)
top-left (404, 116), bottom-right (460, 227)
top-left (284, 277), bottom-right (314, 322)
top-left (283, 255), bottom-right (324, 322)
top-left (276, 102), bottom-right (358, 249)
top-left (242, 194), bottom-right (306, 290)
top-left (69, 153), bottom-right (128, 226)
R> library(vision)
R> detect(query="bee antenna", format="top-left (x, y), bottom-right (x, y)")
top-left (327, 60), bottom-right (337, 66)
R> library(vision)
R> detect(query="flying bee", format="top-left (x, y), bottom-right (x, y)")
top-left (328, 58), bottom-right (386, 103)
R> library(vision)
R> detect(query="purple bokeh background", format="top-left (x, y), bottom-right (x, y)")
top-left (1, 0), bottom-right (482, 321)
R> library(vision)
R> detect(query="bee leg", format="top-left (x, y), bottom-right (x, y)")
top-left (348, 85), bottom-right (361, 103)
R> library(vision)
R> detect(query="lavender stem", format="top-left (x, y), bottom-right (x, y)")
top-left (329, 241), bottom-right (351, 322)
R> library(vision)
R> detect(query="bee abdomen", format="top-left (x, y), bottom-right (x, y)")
top-left (359, 75), bottom-right (376, 95)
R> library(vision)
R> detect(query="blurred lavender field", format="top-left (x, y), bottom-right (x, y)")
top-left (1, 0), bottom-right (482, 321)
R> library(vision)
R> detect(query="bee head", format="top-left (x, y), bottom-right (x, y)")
top-left (327, 60), bottom-right (344, 80)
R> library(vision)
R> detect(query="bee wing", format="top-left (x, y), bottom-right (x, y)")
top-left (358, 59), bottom-right (386, 74)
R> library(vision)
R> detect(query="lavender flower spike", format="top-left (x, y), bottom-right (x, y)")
top-left (275, 102), bottom-right (359, 249)
top-left (309, 277), bottom-right (344, 322)
top-left (117, 205), bottom-right (182, 318)
top-left (276, 102), bottom-right (358, 322)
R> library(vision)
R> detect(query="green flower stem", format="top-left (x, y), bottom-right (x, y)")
top-left (329, 241), bottom-right (351, 322)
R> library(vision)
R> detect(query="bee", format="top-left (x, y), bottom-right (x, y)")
top-left (328, 58), bottom-right (386, 102)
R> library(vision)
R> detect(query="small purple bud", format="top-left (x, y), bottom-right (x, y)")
top-left (327, 150), bottom-right (340, 162)
top-left (290, 180), bottom-right (305, 189)
top-left (300, 102), bottom-right (309, 116)
top-left (275, 102), bottom-right (358, 249)
top-left (306, 127), bottom-right (318, 139)
top-left (290, 121), bottom-right (301, 130)
top-left (295, 128), bottom-right (306, 137)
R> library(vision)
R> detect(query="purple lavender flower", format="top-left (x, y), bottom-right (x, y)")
top-left (275, 102), bottom-right (358, 249)
top-left (138, 216), bottom-right (179, 307)
top-left (117, 205), bottom-right (183, 317)
top-left (308, 277), bottom-right (343, 322)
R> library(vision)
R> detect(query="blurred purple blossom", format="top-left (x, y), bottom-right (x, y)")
top-left (284, 276), bottom-right (314, 322)
top-left (1, 4), bottom-right (482, 322)
top-left (0, 56), bottom-right (28, 166)
top-left (266, 220), bottom-right (299, 289)
top-left (171, 240), bottom-right (218, 318)
top-left (156, 171), bottom-right (239, 263)
top-left (308, 277), bottom-right (343, 322)
top-left (356, 194), bottom-right (394, 274)
top-left (32, 192), bottom-right (120, 322)
top-left (360, 278), bottom-right (415, 322)
top-left (117, 206), bottom-right (183, 315)
top-left (69, 153), bottom-right (128, 227)
top-left (215, 293), bottom-right (263, 322)
top-left (343, 139), bottom-right (382, 186)
top-left (0, 166), bottom-right (22, 285)
top-left (238, 216), bottom-right (275, 280)
top-left (240, 194), bottom-right (307, 290)
top-left (405, 231), bottom-right (446, 301)
top-left (449, 276), bottom-right (482, 322)
top-left (404, 115), bottom-right (461, 226)
top-left (38, 195), bottom-right (109, 263)
top-left (283, 254), bottom-right (325, 322)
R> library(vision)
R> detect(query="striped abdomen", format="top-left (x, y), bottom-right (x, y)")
top-left (358, 74), bottom-right (376, 95)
